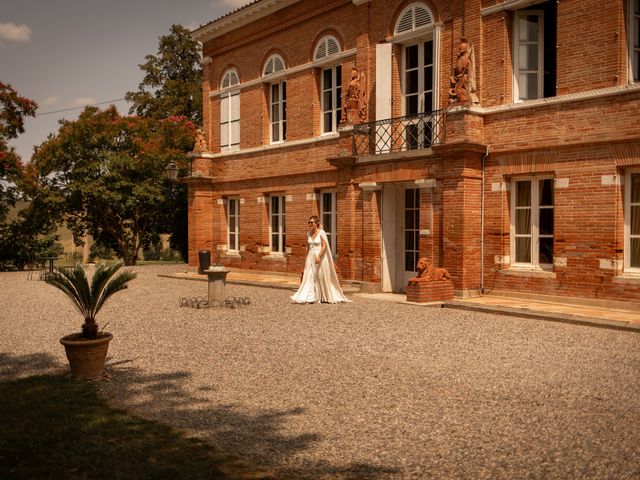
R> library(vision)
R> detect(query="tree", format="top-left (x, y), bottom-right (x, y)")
top-left (125, 24), bottom-right (202, 124)
top-left (0, 82), bottom-right (37, 220)
top-left (125, 24), bottom-right (203, 261)
top-left (33, 106), bottom-right (195, 265)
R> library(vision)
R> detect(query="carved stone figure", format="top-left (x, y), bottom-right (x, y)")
top-left (448, 37), bottom-right (479, 105)
top-left (341, 67), bottom-right (367, 125)
top-left (408, 257), bottom-right (451, 285)
top-left (193, 128), bottom-right (207, 153)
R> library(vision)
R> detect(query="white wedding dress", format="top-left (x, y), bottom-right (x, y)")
top-left (290, 229), bottom-right (351, 304)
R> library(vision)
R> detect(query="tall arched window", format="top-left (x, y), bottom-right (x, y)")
top-left (220, 69), bottom-right (240, 151)
top-left (263, 55), bottom-right (286, 143)
top-left (314, 35), bottom-right (342, 133)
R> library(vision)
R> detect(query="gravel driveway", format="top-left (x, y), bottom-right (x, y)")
top-left (1, 264), bottom-right (639, 479)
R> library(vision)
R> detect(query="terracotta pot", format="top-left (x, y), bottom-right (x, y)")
top-left (60, 333), bottom-right (113, 380)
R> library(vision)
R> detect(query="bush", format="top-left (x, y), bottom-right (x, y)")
top-left (88, 242), bottom-right (114, 262)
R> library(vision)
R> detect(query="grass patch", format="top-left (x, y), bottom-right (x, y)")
top-left (0, 375), bottom-right (272, 480)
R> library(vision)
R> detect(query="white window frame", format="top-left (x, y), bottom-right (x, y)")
top-left (401, 40), bottom-right (435, 116)
top-left (513, 10), bottom-right (544, 102)
top-left (270, 81), bottom-right (286, 143)
top-left (510, 176), bottom-right (554, 268)
top-left (227, 197), bottom-right (240, 252)
top-left (319, 190), bottom-right (337, 256)
top-left (321, 65), bottom-right (342, 134)
top-left (630, 0), bottom-right (640, 82)
top-left (220, 69), bottom-right (240, 152)
top-left (269, 194), bottom-right (286, 255)
top-left (624, 168), bottom-right (640, 272)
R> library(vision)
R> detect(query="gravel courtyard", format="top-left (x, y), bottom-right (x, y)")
top-left (1, 264), bottom-right (639, 479)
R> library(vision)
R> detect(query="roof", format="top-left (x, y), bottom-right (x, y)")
top-left (191, 0), bottom-right (302, 43)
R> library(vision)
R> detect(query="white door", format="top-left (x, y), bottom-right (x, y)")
top-left (382, 184), bottom-right (420, 292)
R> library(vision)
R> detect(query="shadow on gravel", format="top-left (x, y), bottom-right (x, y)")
top-left (0, 352), bottom-right (63, 380)
top-left (102, 361), bottom-right (399, 480)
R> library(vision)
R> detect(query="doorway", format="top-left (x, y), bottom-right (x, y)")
top-left (381, 184), bottom-right (420, 292)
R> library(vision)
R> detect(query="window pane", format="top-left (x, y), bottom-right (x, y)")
top-left (631, 173), bottom-right (640, 203)
top-left (424, 93), bottom-right (433, 113)
top-left (522, 15), bottom-right (539, 42)
top-left (324, 112), bottom-right (332, 132)
top-left (271, 103), bottom-right (279, 122)
top-left (526, 73), bottom-right (538, 99)
top-left (424, 41), bottom-right (433, 66)
top-left (539, 208), bottom-right (554, 235)
top-left (336, 65), bottom-right (342, 87)
top-left (323, 69), bottom-right (331, 87)
top-left (425, 67), bottom-right (433, 91)
top-left (323, 192), bottom-right (332, 212)
top-left (539, 179), bottom-right (554, 205)
top-left (229, 215), bottom-right (236, 231)
top-left (516, 181), bottom-right (531, 206)
top-left (516, 209), bottom-right (531, 234)
top-left (272, 234), bottom-right (279, 251)
top-left (516, 237), bottom-right (531, 263)
top-left (323, 214), bottom-right (332, 233)
top-left (631, 206), bottom-right (640, 235)
top-left (406, 95), bottom-right (418, 115)
top-left (406, 45), bottom-right (418, 69)
top-left (405, 232), bottom-right (414, 251)
top-left (323, 91), bottom-right (332, 111)
top-left (631, 238), bottom-right (640, 268)
top-left (406, 70), bottom-right (418, 94)
top-left (405, 188), bottom-right (414, 206)
top-left (229, 232), bottom-right (236, 246)
top-left (539, 237), bottom-right (553, 264)
top-left (272, 123), bottom-right (279, 142)
top-left (405, 210), bottom-right (414, 230)
top-left (271, 84), bottom-right (279, 102)
top-left (405, 251), bottom-right (414, 272)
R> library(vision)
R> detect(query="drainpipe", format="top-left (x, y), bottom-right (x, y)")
top-left (480, 145), bottom-right (490, 295)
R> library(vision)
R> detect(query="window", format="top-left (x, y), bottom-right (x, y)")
top-left (511, 177), bottom-right (554, 267)
top-left (404, 188), bottom-right (420, 272)
top-left (625, 169), bottom-right (640, 271)
top-left (320, 191), bottom-right (337, 256)
top-left (263, 55), bottom-right (287, 143)
top-left (403, 40), bottom-right (435, 148)
top-left (270, 194), bottom-right (286, 254)
top-left (220, 69), bottom-right (240, 151)
top-left (321, 65), bottom-right (342, 133)
top-left (395, 3), bottom-right (433, 35)
top-left (631, 0), bottom-right (640, 82)
top-left (513, 2), bottom-right (556, 101)
top-left (227, 198), bottom-right (239, 252)
top-left (270, 82), bottom-right (286, 143)
top-left (314, 36), bottom-right (340, 62)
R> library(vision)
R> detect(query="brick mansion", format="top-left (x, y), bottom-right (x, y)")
top-left (187, 0), bottom-right (640, 305)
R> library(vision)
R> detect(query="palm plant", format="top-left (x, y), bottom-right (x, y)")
top-left (45, 262), bottom-right (137, 339)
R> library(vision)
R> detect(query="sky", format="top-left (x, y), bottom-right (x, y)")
top-left (1, 0), bottom-right (249, 164)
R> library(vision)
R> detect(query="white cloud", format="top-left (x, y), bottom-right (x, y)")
top-left (0, 22), bottom-right (32, 46)
top-left (41, 96), bottom-right (60, 107)
top-left (73, 97), bottom-right (96, 107)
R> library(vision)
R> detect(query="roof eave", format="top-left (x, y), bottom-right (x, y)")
top-left (191, 0), bottom-right (302, 43)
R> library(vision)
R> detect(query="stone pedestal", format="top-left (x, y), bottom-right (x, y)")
top-left (205, 267), bottom-right (231, 302)
top-left (406, 280), bottom-right (454, 303)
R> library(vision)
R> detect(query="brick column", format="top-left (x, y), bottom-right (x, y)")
top-left (185, 176), bottom-right (215, 267)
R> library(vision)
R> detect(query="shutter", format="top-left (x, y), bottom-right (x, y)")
top-left (396, 9), bottom-right (413, 33)
top-left (414, 5), bottom-right (432, 28)
top-left (230, 92), bottom-right (240, 121)
top-left (264, 58), bottom-right (274, 75)
top-left (222, 73), bottom-right (230, 89)
top-left (220, 94), bottom-right (229, 123)
top-left (327, 37), bottom-right (339, 56)
top-left (315, 41), bottom-right (327, 60)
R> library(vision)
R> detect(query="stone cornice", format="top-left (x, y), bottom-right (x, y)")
top-left (192, 0), bottom-right (302, 43)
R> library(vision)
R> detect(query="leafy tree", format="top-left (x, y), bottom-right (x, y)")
top-left (125, 24), bottom-right (202, 124)
top-left (125, 24), bottom-right (203, 261)
top-left (33, 106), bottom-right (195, 265)
top-left (0, 82), bottom-right (37, 220)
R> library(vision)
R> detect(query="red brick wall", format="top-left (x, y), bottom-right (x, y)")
top-left (187, 0), bottom-right (640, 303)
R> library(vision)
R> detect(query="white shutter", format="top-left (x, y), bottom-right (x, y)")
top-left (220, 94), bottom-right (229, 123)
top-left (327, 37), bottom-right (339, 56)
top-left (414, 5), bottom-right (432, 28)
top-left (230, 92), bottom-right (240, 121)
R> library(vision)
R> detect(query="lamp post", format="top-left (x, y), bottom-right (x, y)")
top-left (165, 161), bottom-right (179, 180)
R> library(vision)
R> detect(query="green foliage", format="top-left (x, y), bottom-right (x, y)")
top-left (44, 262), bottom-right (136, 338)
top-left (0, 82), bottom-right (37, 221)
top-left (125, 24), bottom-right (203, 124)
top-left (33, 106), bottom-right (195, 265)
top-left (88, 241), bottom-right (114, 262)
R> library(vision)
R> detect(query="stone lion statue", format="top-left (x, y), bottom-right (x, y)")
top-left (408, 257), bottom-right (451, 285)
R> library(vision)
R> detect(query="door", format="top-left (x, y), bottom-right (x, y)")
top-left (382, 184), bottom-right (420, 292)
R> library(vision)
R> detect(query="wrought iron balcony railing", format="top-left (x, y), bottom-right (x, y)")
top-left (352, 110), bottom-right (445, 156)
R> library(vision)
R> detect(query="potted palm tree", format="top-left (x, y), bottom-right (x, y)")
top-left (45, 262), bottom-right (137, 380)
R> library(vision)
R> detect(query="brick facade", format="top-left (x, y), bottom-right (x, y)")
top-left (188, 0), bottom-right (640, 306)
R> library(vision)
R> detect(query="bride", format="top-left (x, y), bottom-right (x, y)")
top-left (290, 215), bottom-right (351, 304)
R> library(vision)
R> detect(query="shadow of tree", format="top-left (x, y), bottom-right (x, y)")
top-left (0, 352), bottom-right (63, 380)
top-left (101, 360), bottom-right (399, 480)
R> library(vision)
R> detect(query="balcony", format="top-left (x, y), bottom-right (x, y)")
top-left (352, 110), bottom-right (445, 156)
